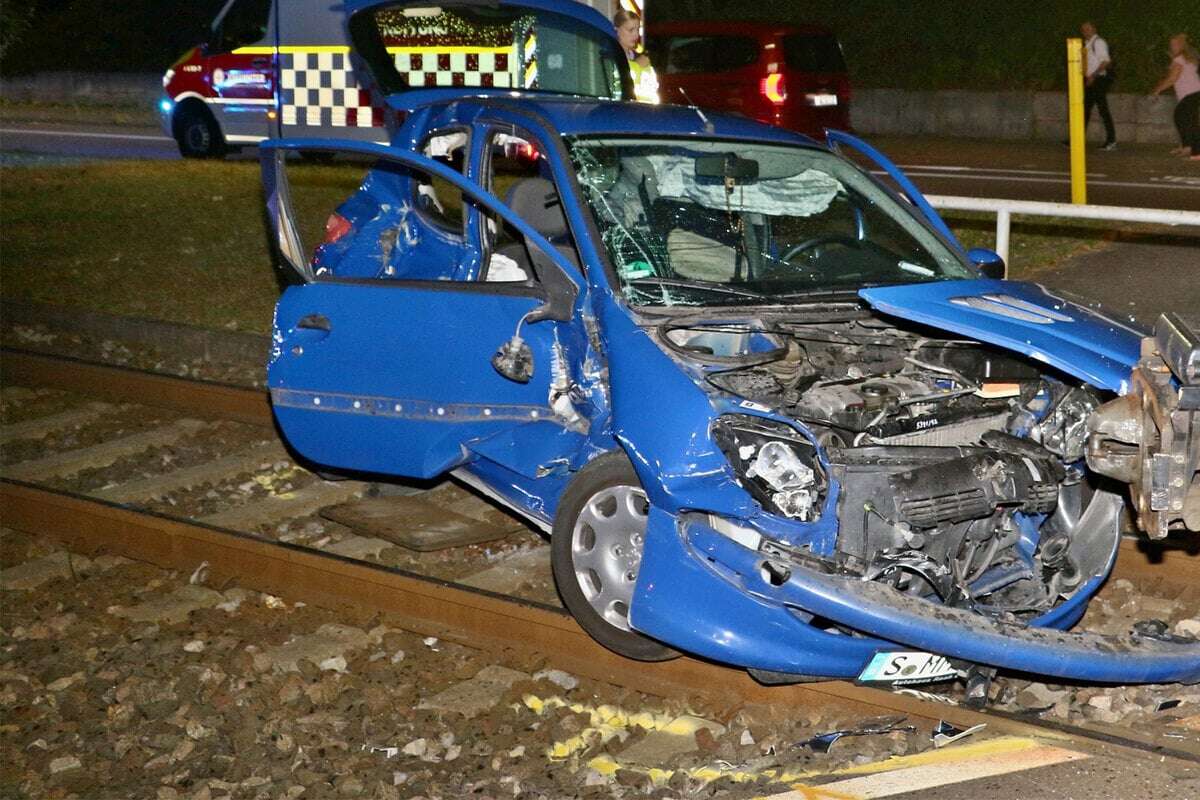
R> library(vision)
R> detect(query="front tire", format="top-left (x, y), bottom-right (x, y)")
top-left (551, 452), bottom-right (678, 661)
top-left (174, 106), bottom-right (226, 159)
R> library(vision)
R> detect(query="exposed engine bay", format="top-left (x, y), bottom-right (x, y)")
top-left (658, 308), bottom-right (1110, 618)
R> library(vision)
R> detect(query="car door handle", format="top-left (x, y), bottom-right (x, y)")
top-left (251, 57), bottom-right (270, 69)
top-left (292, 314), bottom-right (332, 342)
top-left (297, 314), bottom-right (331, 331)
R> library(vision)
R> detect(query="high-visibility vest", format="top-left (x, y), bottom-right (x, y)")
top-left (629, 57), bottom-right (660, 104)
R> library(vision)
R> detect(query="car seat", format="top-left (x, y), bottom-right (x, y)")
top-left (489, 177), bottom-right (579, 281)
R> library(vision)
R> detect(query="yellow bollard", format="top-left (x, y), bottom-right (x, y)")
top-left (1066, 37), bottom-right (1087, 204)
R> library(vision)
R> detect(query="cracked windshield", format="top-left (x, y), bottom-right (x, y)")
top-left (569, 138), bottom-right (974, 306)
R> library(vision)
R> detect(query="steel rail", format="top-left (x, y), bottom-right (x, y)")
top-left (3, 346), bottom-right (1198, 764)
top-left (1, 347), bottom-right (273, 427)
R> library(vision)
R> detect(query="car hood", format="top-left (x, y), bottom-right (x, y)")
top-left (859, 279), bottom-right (1143, 393)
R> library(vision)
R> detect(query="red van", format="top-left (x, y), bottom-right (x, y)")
top-left (645, 21), bottom-right (851, 138)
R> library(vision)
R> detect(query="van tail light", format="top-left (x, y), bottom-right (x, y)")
top-left (322, 212), bottom-right (352, 245)
top-left (760, 73), bottom-right (787, 105)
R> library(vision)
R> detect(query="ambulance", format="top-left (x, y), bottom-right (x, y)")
top-left (159, 0), bottom-right (627, 158)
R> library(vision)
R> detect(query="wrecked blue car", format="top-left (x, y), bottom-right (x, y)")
top-left (261, 1), bottom-right (1200, 686)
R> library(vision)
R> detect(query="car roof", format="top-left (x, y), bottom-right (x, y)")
top-left (405, 93), bottom-right (821, 146)
top-left (645, 20), bottom-right (835, 38)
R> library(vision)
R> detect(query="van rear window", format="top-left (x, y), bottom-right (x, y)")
top-left (783, 34), bottom-right (847, 73)
top-left (654, 36), bottom-right (760, 75)
top-left (350, 5), bottom-right (630, 100)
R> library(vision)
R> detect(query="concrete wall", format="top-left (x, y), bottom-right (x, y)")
top-left (0, 71), bottom-right (160, 106)
top-left (851, 89), bottom-right (1179, 144)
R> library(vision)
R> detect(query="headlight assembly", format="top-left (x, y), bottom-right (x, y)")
top-left (712, 415), bottom-right (826, 521)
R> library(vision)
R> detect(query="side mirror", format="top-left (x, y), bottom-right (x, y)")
top-left (492, 336), bottom-right (534, 383)
top-left (968, 247), bottom-right (1007, 280)
top-left (525, 246), bottom-right (578, 324)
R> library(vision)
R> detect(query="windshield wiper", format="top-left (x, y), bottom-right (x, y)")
top-left (625, 277), bottom-right (775, 301)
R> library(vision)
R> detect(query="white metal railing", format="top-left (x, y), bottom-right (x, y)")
top-left (926, 195), bottom-right (1200, 265)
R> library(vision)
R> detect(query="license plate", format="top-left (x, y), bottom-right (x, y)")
top-left (857, 651), bottom-right (959, 685)
top-left (805, 93), bottom-right (839, 107)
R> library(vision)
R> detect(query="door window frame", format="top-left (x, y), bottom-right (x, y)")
top-left (414, 127), bottom-right (472, 239)
top-left (260, 140), bottom-right (583, 301)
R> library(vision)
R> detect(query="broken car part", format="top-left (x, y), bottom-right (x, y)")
top-left (798, 715), bottom-right (916, 753)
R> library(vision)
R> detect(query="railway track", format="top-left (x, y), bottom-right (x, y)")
top-left (2, 345), bottom-right (1198, 772)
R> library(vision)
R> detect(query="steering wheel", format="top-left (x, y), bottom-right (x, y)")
top-left (781, 234), bottom-right (861, 263)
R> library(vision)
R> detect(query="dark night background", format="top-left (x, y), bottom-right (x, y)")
top-left (0, 0), bottom-right (1196, 90)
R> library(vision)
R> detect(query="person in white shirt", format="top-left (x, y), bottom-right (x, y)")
top-left (1151, 33), bottom-right (1200, 160)
top-left (1081, 21), bottom-right (1117, 150)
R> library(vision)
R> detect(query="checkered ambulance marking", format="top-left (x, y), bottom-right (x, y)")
top-left (280, 47), bottom-right (518, 129)
top-left (281, 51), bottom-right (383, 128)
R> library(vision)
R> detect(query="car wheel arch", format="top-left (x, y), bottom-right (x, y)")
top-left (172, 98), bottom-right (226, 158)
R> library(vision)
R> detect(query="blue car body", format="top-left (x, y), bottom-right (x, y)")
top-left (260, 1), bottom-right (1199, 686)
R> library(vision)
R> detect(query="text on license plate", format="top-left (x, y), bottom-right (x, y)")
top-left (857, 651), bottom-right (958, 685)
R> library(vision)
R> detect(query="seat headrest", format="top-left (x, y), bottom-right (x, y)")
top-left (504, 177), bottom-right (569, 240)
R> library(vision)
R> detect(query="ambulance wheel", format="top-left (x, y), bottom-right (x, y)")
top-left (551, 452), bottom-right (679, 662)
top-left (174, 106), bottom-right (225, 159)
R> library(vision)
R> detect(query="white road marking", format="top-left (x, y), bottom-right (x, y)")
top-left (766, 737), bottom-right (1089, 800)
top-left (0, 127), bottom-right (172, 143)
top-left (898, 164), bottom-right (1107, 177)
top-left (811, 743), bottom-right (1088, 798)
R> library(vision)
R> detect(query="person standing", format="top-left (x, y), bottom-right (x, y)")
top-left (1081, 21), bottom-right (1117, 150)
top-left (1150, 33), bottom-right (1200, 161)
top-left (614, 9), bottom-right (659, 104)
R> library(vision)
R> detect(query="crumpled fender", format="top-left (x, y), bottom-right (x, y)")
top-left (600, 302), bottom-right (756, 517)
top-left (693, 490), bottom-right (1200, 684)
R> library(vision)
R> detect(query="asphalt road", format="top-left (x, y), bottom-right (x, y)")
top-left (0, 122), bottom-right (181, 161)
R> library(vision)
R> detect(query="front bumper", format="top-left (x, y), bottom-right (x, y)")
top-left (629, 497), bottom-right (1200, 684)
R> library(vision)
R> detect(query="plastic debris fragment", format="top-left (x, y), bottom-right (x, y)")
top-left (797, 715), bottom-right (915, 753)
top-left (931, 720), bottom-right (986, 748)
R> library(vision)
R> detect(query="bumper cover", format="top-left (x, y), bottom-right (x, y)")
top-left (630, 495), bottom-right (1200, 684)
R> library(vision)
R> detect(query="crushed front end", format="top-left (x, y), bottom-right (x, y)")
top-left (609, 306), bottom-right (1200, 685)
top-left (1088, 312), bottom-right (1200, 537)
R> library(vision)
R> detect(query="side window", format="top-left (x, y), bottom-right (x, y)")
top-left (211, 0), bottom-right (271, 54)
top-left (276, 148), bottom-right (477, 283)
top-left (415, 131), bottom-right (470, 236)
top-left (659, 36), bottom-right (760, 74)
top-left (481, 129), bottom-right (576, 283)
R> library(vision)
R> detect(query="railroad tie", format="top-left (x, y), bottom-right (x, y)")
top-left (3, 418), bottom-right (207, 482)
top-left (92, 440), bottom-right (289, 505)
top-left (0, 402), bottom-right (117, 445)
top-left (197, 479), bottom-right (369, 532)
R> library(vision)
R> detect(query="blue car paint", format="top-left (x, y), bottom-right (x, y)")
top-left (264, 95), bottom-right (1200, 683)
top-left (859, 279), bottom-right (1143, 392)
top-left (630, 507), bottom-right (887, 677)
top-left (669, 509), bottom-right (1200, 683)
